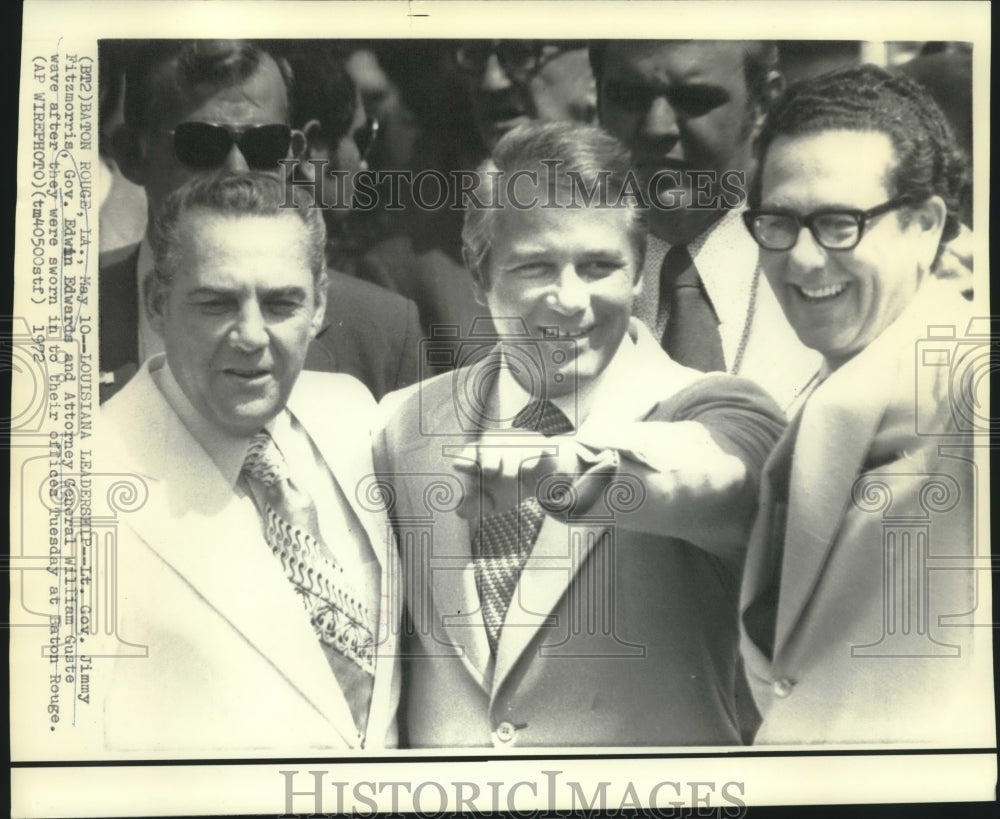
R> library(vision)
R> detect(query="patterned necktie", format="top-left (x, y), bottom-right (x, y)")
top-left (474, 399), bottom-right (574, 655)
top-left (242, 431), bottom-right (375, 734)
top-left (661, 244), bottom-right (726, 372)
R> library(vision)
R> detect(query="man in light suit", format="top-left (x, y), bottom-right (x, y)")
top-left (591, 40), bottom-right (821, 410)
top-left (739, 65), bottom-right (993, 745)
top-left (99, 39), bottom-right (420, 403)
top-left (376, 123), bottom-right (785, 747)
top-left (97, 172), bottom-right (399, 753)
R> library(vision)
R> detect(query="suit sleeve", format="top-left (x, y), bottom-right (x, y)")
top-left (570, 374), bottom-right (786, 571)
top-left (656, 374), bottom-right (787, 496)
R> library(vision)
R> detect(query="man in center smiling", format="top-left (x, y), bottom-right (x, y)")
top-left (377, 122), bottom-right (785, 747)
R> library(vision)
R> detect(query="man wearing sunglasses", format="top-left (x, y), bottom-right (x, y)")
top-left (100, 39), bottom-right (420, 402)
top-left (739, 65), bottom-right (991, 744)
top-left (591, 40), bottom-right (820, 411)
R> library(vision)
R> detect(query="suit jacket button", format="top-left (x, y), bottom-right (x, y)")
top-left (494, 721), bottom-right (517, 743)
top-left (773, 678), bottom-right (795, 698)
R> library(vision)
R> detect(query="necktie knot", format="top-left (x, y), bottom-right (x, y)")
top-left (242, 431), bottom-right (290, 487)
top-left (512, 399), bottom-right (574, 436)
top-left (661, 244), bottom-right (695, 289)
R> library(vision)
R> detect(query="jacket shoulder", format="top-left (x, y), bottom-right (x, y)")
top-left (325, 268), bottom-right (416, 319)
top-left (380, 368), bottom-right (458, 436)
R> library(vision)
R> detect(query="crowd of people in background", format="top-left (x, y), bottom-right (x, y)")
top-left (96, 40), bottom-right (973, 400)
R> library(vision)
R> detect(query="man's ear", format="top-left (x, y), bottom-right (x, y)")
top-left (754, 69), bottom-right (786, 132)
top-left (300, 120), bottom-right (323, 158)
top-left (462, 248), bottom-right (489, 306)
top-left (310, 271), bottom-right (329, 337)
top-left (110, 124), bottom-right (148, 186)
top-left (912, 194), bottom-right (948, 273)
top-left (145, 271), bottom-right (169, 335)
top-left (631, 265), bottom-right (644, 298)
top-left (290, 127), bottom-right (308, 160)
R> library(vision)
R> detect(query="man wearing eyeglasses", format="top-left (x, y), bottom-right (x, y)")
top-left (456, 40), bottom-right (597, 153)
top-left (591, 40), bottom-right (821, 411)
top-left (99, 39), bottom-right (421, 403)
top-left (739, 65), bottom-right (991, 744)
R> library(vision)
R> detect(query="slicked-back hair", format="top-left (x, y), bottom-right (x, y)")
top-left (122, 39), bottom-right (294, 131)
top-left (749, 64), bottom-right (967, 255)
top-left (589, 39), bottom-right (780, 109)
top-left (462, 121), bottom-right (647, 289)
top-left (152, 171), bottom-right (327, 287)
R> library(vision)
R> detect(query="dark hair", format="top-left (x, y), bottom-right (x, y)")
top-left (152, 171), bottom-right (326, 286)
top-left (589, 40), bottom-right (779, 108)
top-left (284, 42), bottom-right (358, 143)
top-left (462, 121), bottom-right (646, 289)
top-left (122, 39), bottom-right (294, 130)
top-left (749, 64), bottom-right (966, 256)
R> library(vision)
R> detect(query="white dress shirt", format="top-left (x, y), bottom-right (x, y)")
top-left (152, 358), bottom-right (379, 620)
top-left (632, 208), bottom-right (822, 412)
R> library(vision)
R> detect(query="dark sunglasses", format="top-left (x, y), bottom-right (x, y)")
top-left (170, 122), bottom-right (293, 170)
top-left (353, 116), bottom-right (379, 161)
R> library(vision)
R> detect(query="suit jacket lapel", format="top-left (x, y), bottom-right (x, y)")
top-left (739, 412), bottom-right (801, 663)
top-left (114, 368), bottom-right (362, 746)
top-left (773, 330), bottom-right (904, 657)
top-left (492, 514), bottom-right (609, 694)
top-left (416, 361), bottom-right (498, 685)
top-left (285, 374), bottom-right (402, 741)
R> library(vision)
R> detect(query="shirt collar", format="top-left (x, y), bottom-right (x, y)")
top-left (686, 204), bottom-right (745, 258)
top-left (154, 354), bottom-right (278, 487)
top-left (493, 329), bottom-right (637, 431)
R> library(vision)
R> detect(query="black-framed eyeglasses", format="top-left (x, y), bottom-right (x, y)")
top-left (455, 40), bottom-right (589, 82)
top-left (353, 116), bottom-right (379, 161)
top-left (170, 122), bottom-right (292, 170)
top-left (743, 197), bottom-right (911, 251)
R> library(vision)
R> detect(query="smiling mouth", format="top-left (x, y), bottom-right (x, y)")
top-left (555, 327), bottom-right (593, 340)
top-left (794, 282), bottom-right (850, 302)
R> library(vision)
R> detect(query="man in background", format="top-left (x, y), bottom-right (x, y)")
top-left (592, 40), bottom-right (820, 410)
top-left (99, 39), bottom-right (420, 402)
top-left (456, 39), bottom-right (597, 152)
